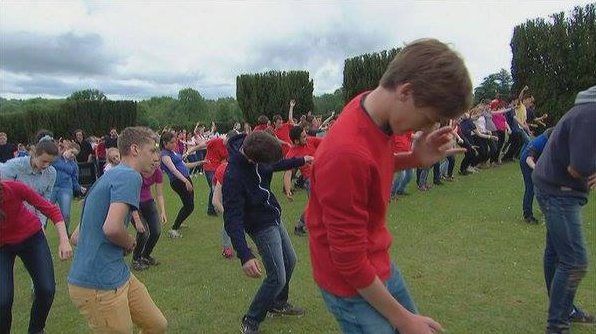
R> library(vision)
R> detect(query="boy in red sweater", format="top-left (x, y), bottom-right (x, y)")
top-left (306, 39), bottom-right (472, 334)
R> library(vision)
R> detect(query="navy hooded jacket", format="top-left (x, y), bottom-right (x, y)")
top-left (222, 133), bottom-right (306, 264)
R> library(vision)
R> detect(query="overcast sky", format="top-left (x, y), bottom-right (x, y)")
top-left (0, 0), bottom-right (590, 101)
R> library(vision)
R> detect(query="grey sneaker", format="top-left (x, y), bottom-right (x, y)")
top-left (240, 316), bottom-right (260, 334)
top-left (570, 309), bottom-right (596, 324)
top-left (269, 302), bottom-right (305, 316)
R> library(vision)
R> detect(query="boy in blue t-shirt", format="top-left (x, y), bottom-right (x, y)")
top-left (67, 127), bottom-right (168, 333)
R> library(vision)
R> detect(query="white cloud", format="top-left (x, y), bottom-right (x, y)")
top-left (0, 0), bottom-right (592, 100)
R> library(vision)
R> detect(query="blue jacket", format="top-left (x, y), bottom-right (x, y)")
top-left (52, 156), bottom-right (82, 193)
top-left (223, 133), bottom-right (305, 264)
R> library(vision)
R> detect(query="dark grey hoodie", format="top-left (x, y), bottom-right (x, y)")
top-left (533, 86), bottom-right (596, 199)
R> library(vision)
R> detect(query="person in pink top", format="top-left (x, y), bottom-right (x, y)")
top-left (0, 180), bottom-right (72, 334)
top-left (131, 152), bottom-right (168, 270)
top-left (490, 100), bottom-right (511, 165)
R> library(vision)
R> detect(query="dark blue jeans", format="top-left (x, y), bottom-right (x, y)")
top-left (535, 188), bottom-right (588, 331)
top-left (245, 223), bottom-right (297, 324)
top-left (520, 161), bottom-right (535, 218)
top-left (321, 263), bottom-right (418, 334)
top-left (0, 231), bottom-right (56, 334)
top-left (133, 199), bottom-right (162, 260)
top-left (204, 170), bottom-right (216, 214)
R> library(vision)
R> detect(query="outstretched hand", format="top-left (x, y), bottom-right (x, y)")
top-left (412, 126), bottom-right (466, 168)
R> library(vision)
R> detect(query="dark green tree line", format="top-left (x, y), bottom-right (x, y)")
top-left (511, 3), bottom-right (595, 122)
top-left (236, 70), bottom-right (314, 123)
top-left (342, 48), bottom-right (400, 103)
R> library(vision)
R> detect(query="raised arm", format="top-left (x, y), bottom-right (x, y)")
top-left (288, 99), bottom-right (296, 125)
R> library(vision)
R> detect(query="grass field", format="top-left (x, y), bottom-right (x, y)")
top-left (9, 161), bottom-right (596, 333)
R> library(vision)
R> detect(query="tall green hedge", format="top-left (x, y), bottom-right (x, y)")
top-left (0, 100), bottom-right (137, 143)
top-left (342, 48), bottom-right (400, 103)
top-left (236, 70), bottom-right (314, 123)
top-left (511, 3), bottom-right (595, 123)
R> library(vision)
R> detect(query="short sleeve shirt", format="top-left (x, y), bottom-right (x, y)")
top-left (68, 164), bottom-right (141, 290)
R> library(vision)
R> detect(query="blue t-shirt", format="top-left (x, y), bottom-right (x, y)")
top-left (520, 132), bottom-right (549, 164)
top-left (160, 149), bottom-right (189, 181)
top-left (67, 164), bottom-right (141, 290)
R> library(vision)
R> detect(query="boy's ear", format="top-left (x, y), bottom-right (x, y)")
top-left (396, 83), bottom-right (413, 102)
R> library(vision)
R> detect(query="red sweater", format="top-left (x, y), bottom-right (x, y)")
top-left (306, 92), bottom-right (419, 297)
top-left (204, 137), bottom-right (228, 172)
top-left (0, 180), bottom-right (64, 245)
top-left (286, 136), bottom-right (322, 180)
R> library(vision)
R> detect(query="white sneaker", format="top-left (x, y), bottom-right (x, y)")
top-left (168, 229), bottom-right (182, 238)
top-left (466, 167), bottom-right (477, 173)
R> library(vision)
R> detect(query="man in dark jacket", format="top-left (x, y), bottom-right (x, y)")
top-left (534, 86), bottom-right (596, 333)
top-left (223, 131), bottom-right (312, 334)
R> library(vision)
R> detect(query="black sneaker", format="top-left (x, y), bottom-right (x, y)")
top-left (131, 259), bottom-right (149, 271)
top-left (269, 302), bottom-right (305, 316)
top-left (570, 309), bottom-right (596, 324)
top-left (240, 316), bottom-right (260, 334)
top-left (524, 216), bottom-right (540, 225)
top-left (294, 226), bottom-right (307, 237)
top-left (141, 256), bottom-right (159, 266)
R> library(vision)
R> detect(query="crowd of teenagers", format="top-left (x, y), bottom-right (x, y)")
top-left (0, 39), bottom-right (594, 334)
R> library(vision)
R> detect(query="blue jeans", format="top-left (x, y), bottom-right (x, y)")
top-left (391, 169), bottom-right (414, 196)
top-left (245, 223), bottom-right (297, 324)
top-left (51, 186), bottom-right (73, 232)
top-left (320, 263), bottom-right (418, 334)
top-left (535, 188), bottom-right (588, 331)
top-left (520, 162), bottom-right (534, 218)
top-left (0, 231), bottom-right (56, 334)
top-left (416, 168), bottom-right (429, 187)
top-left (204, 171), bottom-right (216, 214)
top-left (297, 179), bottom-right (311, 229)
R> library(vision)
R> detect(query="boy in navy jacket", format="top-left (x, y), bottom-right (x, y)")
top-left (223, 131), bottom-right (312, 334)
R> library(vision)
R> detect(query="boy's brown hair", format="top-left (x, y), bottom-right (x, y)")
top-left (380, 38), bottom-right (473, 119)
top-left (242, 132), bottom-right (282, 164)
top-left (117, 127), bottom-right (157, 156)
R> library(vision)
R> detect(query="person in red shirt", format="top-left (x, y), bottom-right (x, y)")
top-left (283, 126), bottom-right (320, 236)
top-left (306, 39), bottom-right (472, 334)
top-left (253, 115), bottom-right (271, 132)
top-left (204, 130), bottom-right (235, 216)
top-left (211, 161), bottom-right (234, 258)
top-left (390, 131), bottom-right (414, 199)
top-left (273, 99), bottom-right (297, 156)
top-left (0, 180), bottom-right (72, 334)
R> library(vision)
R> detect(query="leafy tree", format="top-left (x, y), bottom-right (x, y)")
top-left (511, 3), bottom-right (595, 123)
top-left (343, 48), bottom-right (400, 103)
top-left (314, 88), bottom-right (344, 115)
top-left (236, 70), bottom-right (314, 123)
top-left (473, 69), bottom-right (513, 104)
top-left (177, 87), bottom-right (208, 120)
top-left (66, 89), bottom-right (107, 102)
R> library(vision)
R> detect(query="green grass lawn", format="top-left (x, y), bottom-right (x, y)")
top-left (9, 162), bottom-right (596, 333)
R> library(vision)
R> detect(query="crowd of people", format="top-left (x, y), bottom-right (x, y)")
top-left (0, 38), bottom-right (594, 334)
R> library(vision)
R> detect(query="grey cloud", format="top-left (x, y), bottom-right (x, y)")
top-left (0, 31), bottom-right (120, 76)
top-left (245, 28), bottom-right (388, 73)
